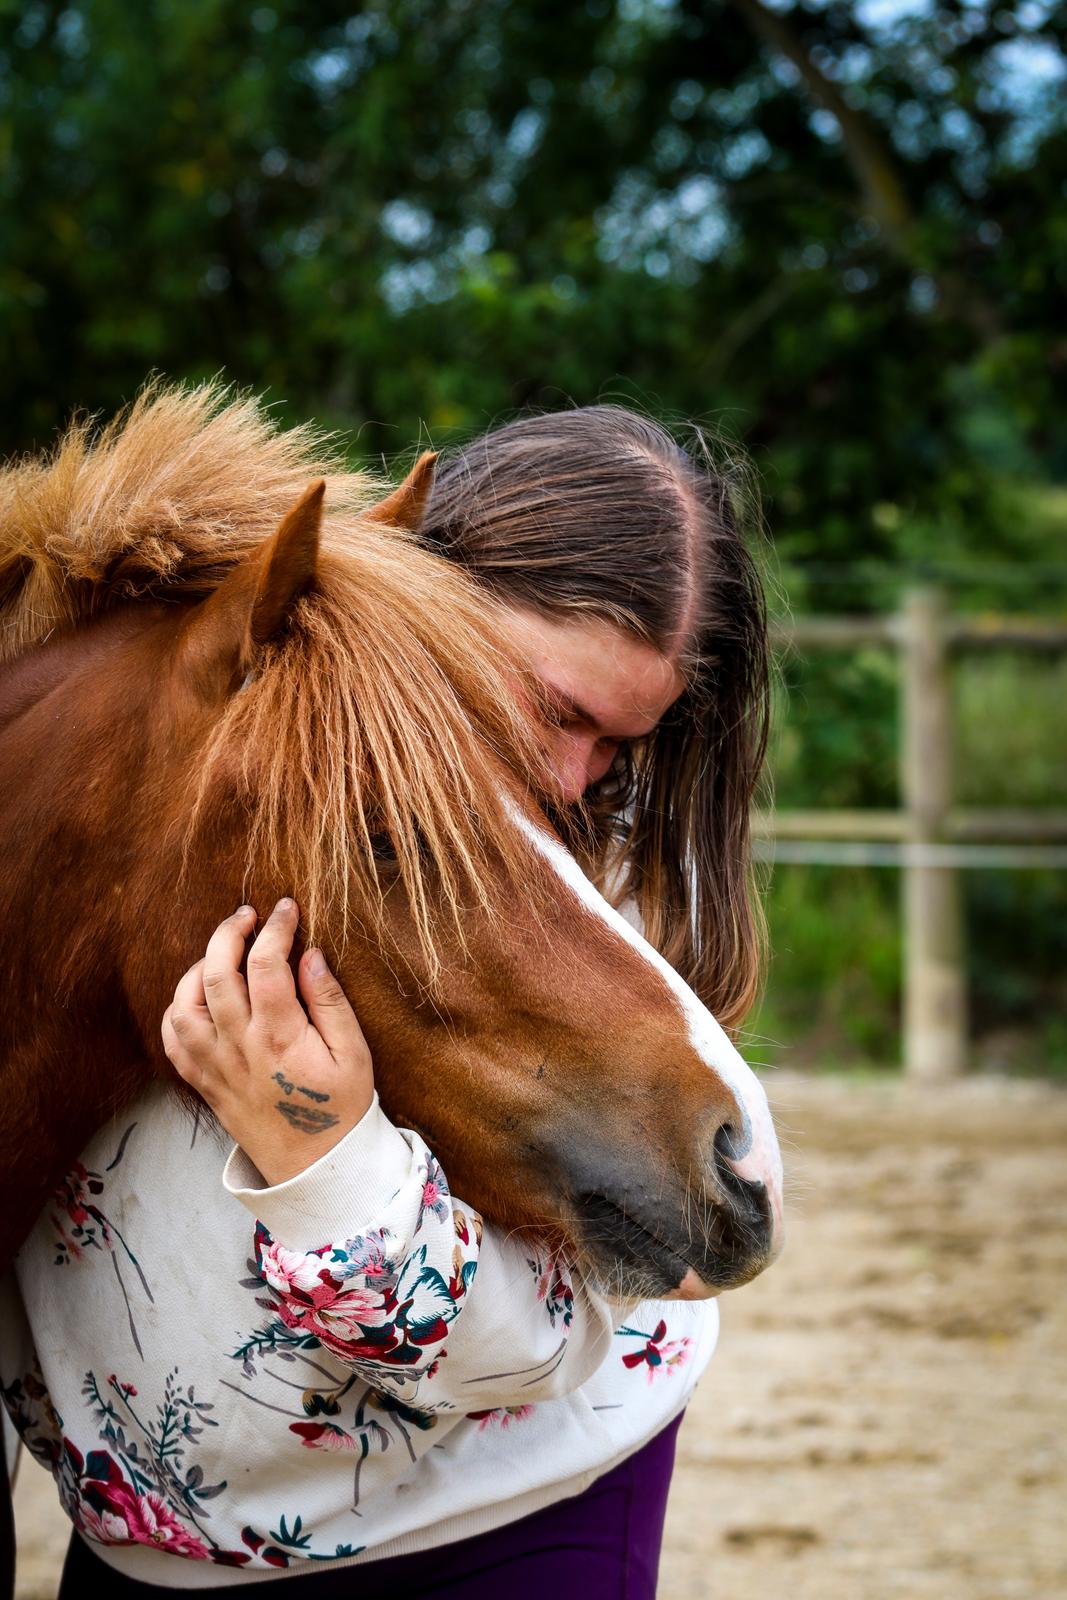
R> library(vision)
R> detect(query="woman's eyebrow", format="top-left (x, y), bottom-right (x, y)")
top-left (541, 682), bottom-right (604, 732)
top-left (541, 681), bottom-right (655, 742)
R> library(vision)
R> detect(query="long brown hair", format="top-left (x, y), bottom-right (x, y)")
top-left (418, 405), bottom-right (773, 1033)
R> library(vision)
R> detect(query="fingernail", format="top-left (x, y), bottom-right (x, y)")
top-left (307, 948), bottom-right (326, 977)
top-left (236, 905), bottom-right (255, 918)
top-left (276, 897), bottom-right (295, 914)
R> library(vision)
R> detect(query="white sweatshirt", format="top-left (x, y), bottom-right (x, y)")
top-left (1, 1081), bottom-right (718, 1587)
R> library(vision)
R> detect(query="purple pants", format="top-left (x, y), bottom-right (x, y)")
top-left (58, 1411), bottom-right (684, 1598)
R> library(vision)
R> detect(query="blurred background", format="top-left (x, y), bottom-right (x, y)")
top-left (3, 4), bottom-right (1066, 1594)
top-left (2, 0), bottom-right (1064, 1074)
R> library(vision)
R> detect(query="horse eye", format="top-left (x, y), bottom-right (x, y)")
top-left (367, 831), bottom-right (398, 863)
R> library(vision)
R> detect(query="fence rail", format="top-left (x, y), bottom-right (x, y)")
top-left (763, 588), bottom-right (1066, 1080)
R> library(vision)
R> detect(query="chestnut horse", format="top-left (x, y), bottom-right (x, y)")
top-left (0, 381), bottom-right (782, 1588)
top-left (1, 378), bottom-right (783, 1276)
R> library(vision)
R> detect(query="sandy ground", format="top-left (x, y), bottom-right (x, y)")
top-left (13, 1072), bottom-right (1067, 1599)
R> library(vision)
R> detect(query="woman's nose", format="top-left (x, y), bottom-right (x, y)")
top-left (549, 733), bottom-right (616, 801)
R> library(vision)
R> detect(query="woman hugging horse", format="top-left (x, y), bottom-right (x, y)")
top-left (0, 388), bottom-right (781, 1598)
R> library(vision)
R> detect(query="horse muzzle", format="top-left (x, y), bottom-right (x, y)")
top-left (569, 1127), bottom-right (778, 1301)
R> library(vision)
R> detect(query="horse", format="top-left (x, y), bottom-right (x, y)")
top-left (0, 377), bottom-right (783, 1283)
top-left (0, 374), bottom-right (783, 1273)
top-left (0, 381), bottom-right (782, 1585)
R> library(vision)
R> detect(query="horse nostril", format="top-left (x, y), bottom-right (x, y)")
top-left (714, 1120), bottom-right (748, 1163)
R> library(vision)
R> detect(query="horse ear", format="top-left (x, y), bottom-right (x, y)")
top-left (248, 478), bottom-right (324, 647)
top-left (179, 479), bottom-right (324, 699)
top-left (365, 451), bottom-right (437, 532)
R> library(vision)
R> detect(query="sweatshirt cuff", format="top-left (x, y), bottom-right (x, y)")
top-left (222, 1092), bottom-right (418, 1252)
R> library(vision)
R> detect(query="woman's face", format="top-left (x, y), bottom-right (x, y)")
top-left (504, 606), bottom-right (685, 803)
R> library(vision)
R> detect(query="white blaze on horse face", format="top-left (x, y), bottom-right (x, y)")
top-left (517, 816), bottom-right (784, 1250)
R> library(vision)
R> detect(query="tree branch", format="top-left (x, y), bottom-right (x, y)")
top-left (726, 0), bottom-right (915, 250)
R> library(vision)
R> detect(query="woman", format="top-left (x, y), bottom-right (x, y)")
top-left (10, 405), bottom-right (771, 1596)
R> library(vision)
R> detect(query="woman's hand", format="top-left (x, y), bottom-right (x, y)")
top-left (161, 898), bottom-right (375, 1186)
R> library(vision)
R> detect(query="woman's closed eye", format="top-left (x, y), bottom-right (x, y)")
top-left (545, 706), bottom-right (621, 750)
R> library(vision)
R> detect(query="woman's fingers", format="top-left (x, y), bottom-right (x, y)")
top-left (161, 1006), bottom-right (201, 1086)
top-left (298, 948), bottom-right (371, 1065)
top-left (201, 906), bottom-right (256, 1032)
top-left (159, 898), bottom-right (377, 1186)
top-left (246, 898), bottom-right (303, 1041)
top-left (168, 958), bottom-right (214, 1040)
top-left (162, 959), bottom-right (214, 1086)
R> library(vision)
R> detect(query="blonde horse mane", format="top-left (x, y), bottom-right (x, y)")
top-left (0, 379), bottom-right (549, 973)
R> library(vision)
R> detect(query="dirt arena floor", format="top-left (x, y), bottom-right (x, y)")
top-left (13, 1072), bottom-right (1067, 1599)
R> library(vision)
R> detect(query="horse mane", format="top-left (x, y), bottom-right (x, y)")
top-left (0, 379), bottom-right (551, 974)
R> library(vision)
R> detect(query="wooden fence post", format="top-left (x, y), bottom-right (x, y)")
top-left (900, 588), bottom-right (968, 1079)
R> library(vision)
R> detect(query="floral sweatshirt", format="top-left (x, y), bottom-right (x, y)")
top-left (1, 1080), bottom-right (719, 1588)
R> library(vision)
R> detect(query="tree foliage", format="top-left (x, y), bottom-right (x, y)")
top-left (3, 0), bottom-right (1064, 1065)
top-left (2, 0), bottom-right (1065, 596)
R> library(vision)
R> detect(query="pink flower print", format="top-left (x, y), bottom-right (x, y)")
top-left (53, 1163), bottom-right (99, 1227)
top-left (104, 1375), bottom-right (138, 1399)
top-left (418, 1160), bottom-right (450, 1226)
top-left (619, 1320), bottom-right (693, 1382)
top-left (50, 1162), bottom-right (109, 1260)
top-left (259, 1240), bottom-right (334, 1298)
top-left (467, 1405), bottom-right (534, 1431)
top-left (78, 1503), bottom-right (124, 1544)
top-left (453, 1207), bottom-right (483, 1249)
top-left (289, 1421), bottom-right (357, 1451)
top-left (311, 1283), bottom-right (390, 1344)
top-left (530, 1258), bottom-right (553, 1303)
top-left (332, 1228), bottom-right (394, 1280)
top-left (81, 1482), bottom-right (211, 1559)
top-left (527, 1252), bottom-right (574, 1329)
top-left (268, 1255), bottom-right (392, 1361)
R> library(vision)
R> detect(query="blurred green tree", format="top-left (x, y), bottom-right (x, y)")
top-left (2, 0), bottom-right (1064, 1067)
top-left (2, 0), bottom-right (1065, 592)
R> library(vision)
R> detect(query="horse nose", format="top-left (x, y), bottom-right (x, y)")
top-left (706, 1079), bottom-right (784, 1246)
top-left (712, 1108), bottom-right (753, 1165)
top-left (568, 1102), bottom-right (777, 1299)
top-left (700, 1094), bottom-right (760, 1202)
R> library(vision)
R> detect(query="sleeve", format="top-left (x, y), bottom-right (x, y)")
top-left (222, 1093), bottom-right (632, 1414)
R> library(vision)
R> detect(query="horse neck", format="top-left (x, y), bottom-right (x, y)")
top-left (0, 607), bottom-right (187, 1030)
top-left (0, 608), bottom-right (231, 1257)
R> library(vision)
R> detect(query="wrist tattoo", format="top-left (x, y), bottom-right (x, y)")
top-left (274, 1101), bottom-right (340, 1135)
top-left (272, 1071), bottom-right (331, 1105)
